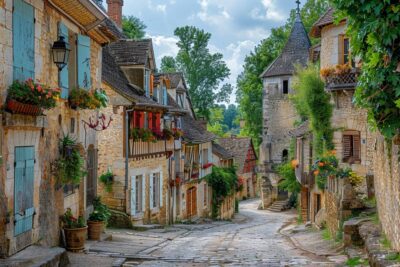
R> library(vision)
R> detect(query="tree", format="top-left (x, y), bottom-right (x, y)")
top-left (207, 107), bottom-right (227, 137)
top-left (160, 56), bottom-right (177, 73)
top-left (223, 104), bottom-right (238, 130)
top-left (236, 0), bottom-right (329, 149)
top-left (122, 16), bottom-right (146, 40)
top-left (173, 26), bottom-right (231, 119)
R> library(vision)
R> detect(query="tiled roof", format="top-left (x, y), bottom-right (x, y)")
top-left (310, 8), bottom-right (335, 38)
top-left (166, 95), bottom-right (188, 114)
top-left (289, 121), bottom-right (310, 137)
top-left (212, 142), bottom-right (234, 160)
top-left (261, 14), bottom-right (311, 78)
top-left (217, 137), bottom-right (257, 173)
top-left (156, 72), bottom-right (187, 89)
top-left (102, 47), bottom-right (139, 101)
top-left (182, 115), bottom-right (215, 144)
top-left (100, 18), bottom-right (126, 40)
top-left (107, 39), bottom-right (153, 66)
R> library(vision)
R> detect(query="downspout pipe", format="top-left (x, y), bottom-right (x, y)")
top-left (125, 108), bottom-right (134, 191)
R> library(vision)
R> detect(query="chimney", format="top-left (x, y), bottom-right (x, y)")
top-left (107, 0), bottom-right (123, 27)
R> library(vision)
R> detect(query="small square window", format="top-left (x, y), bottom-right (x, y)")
top-left (283, 80), bottom-right (289, 94)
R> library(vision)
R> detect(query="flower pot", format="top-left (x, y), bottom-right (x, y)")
top-left (64, 226), bottom-right (87, 252)
top-left (87, 221), bottom-right (104, 240)
top-left (6, 99), bottom-right (42, 116)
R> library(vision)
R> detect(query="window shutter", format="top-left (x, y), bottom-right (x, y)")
top-left (150, 74), bottom-right (154, 96)
top-left (130, 176), bottom-right (136, 215)
top-left (163, 86), bottom-right (167, 105)
top-left (159, 172), bottom-right (163, 207)
top-left (343, 135), bottom-right (352, 159)
top-left (77, 34), bottom-right (91, 90)
top-left (352, 135), bottom-right (361, 159)
top-left (156, 113), bottom-right (161, 132)
top-left (142, 175), bottom-right (146, 212)
top-left (13, 0), bottom-right (35, 81)
top-left (138, 112), bottom-right (144, 128)
top-left (145, 70), bottom-right (150, 97)
top-left (338, 34), bottom-right (344, 65)
top-left (58, 22), bottom-right (69, 99)
top-left (149, 174), bottom-right (154, 209)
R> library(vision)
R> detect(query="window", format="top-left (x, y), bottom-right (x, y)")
top-left (282, 149), bottom-right (289, 163)
top-left (177, 93), bottom-right (184, 108)
top-left (339, 35), bottom-right (352, 66)
top-left (283, 80), bottom-right (289, 94)
top-left (144, 69), bottom-right (150, 97)
top-left (343, 130), bottom-right (361, 163)
top-left (202, 148), bottom-right (209, 165)
top-left (135, 175), bottom-right (143, 213)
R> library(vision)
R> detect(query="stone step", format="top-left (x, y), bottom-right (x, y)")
top-left (0, 246), bottom-right (69, 267)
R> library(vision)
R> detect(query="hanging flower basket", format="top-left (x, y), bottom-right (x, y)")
top-left (6, 99), bottom-right (42, 116)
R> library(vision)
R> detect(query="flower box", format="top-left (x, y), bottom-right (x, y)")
top-left (6, 99), bottom-right (42, 116)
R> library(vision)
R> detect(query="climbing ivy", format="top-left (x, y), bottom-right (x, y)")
top-left (331, 1), bottom-right (400, 139)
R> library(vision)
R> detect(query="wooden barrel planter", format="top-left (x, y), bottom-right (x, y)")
top-left (6, 99), bottom-right (42, 116)
top-left (87, 221), bottom-right (104, 240)
top-left (64, 226), bottom-right (87, 252)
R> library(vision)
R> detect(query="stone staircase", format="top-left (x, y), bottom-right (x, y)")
top-left (266, 200), bottom-right (289, 212)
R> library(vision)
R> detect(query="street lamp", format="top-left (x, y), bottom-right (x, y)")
top-left (52, 36), bottom-right (70, 71)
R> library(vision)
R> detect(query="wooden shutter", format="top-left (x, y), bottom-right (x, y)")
top-left (13, 0), bottom-right (35, 81)
top-left (150, 74), bottom-right (154, 96)
top-left (77, 34), bottom-right (91, 89)
top-left (139, 112), bottom-right (144, 128)
top-left (338, 34), bottom-right (344, 65)
top-left (159, 172), bottom-right (163, 207)
top-left (14, 146), bottom-right (35, 236)
top-left (58, 22), bottom-right (69, 98)
top-left (155, 113), bottom-right (161, 132)
top-left (130, 176), bottom-right (136, 215)
top-left (352, 135), bottom-right (361, 160)
top-left (343, 135), bottom-right (352, 159)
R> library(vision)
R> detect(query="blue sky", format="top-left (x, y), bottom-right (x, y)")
top-left (119, 0), bottom-right (302, 103)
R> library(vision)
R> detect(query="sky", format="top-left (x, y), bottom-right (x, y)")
top-left (119, 0), bottom-right (302, 104)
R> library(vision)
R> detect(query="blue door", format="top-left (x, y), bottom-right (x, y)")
top-left (14, 146), bottom-right (35, 236)
top-left (13, 0), bottom-right (35, 81)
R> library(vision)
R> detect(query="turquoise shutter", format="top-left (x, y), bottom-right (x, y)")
top-left (131, 176), bottom-right (136, 215)
top-left (58, 22), bottom-right (69, 99)
top-left (142, 175), bottom-right (145, 212)
top-left (163, 86), bottom-right (167, 105)
top-left (159, 172), bottom-right (163, 207)
top-left (13, 0), bottom-right (35, 81)
top-left (149, 174), bottom-right (154, 209)
top-left (14, 147), bottom-right (35, 236)
top-left (77, 34), bottom-right (91, 89)
top-left (144, 70), bottom-right (149, 97)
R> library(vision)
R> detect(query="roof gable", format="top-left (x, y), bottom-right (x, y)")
top-left (217, 137), bottom-right (257, 173)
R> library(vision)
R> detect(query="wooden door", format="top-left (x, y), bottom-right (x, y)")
top-left (186, 187), bottom-right (197, 218)
top-left (14, 146), bottom-right (35, 236)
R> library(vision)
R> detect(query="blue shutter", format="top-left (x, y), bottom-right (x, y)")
top-left (130, 176), bottom-right (136, 215)
top-left (13, 0), bottom-right (35, 81)
top-left (144, 70), bottom-right (149, 97)
top-left (77, 34), bottom-right (91, 90)
top-left (58, 22), bottom-right (69, 99)
top-left (163, 86), bottom-right (167, 105)
top-left (14, 147), bottom-right (35, 236)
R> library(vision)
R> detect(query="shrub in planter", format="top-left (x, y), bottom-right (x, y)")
top-left (6, 79), bottom-right (60, 115)
top-left (99, 170), bottom-right (113, 193)
top-left (62, 208), bottom-right (87, 251)
top-left (69, 88), bottom-right (108, 109)
top-left (87, 197), bottom-right (111, 240)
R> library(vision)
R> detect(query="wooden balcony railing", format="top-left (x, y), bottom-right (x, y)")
top-left (325, 69), bottom-right (359, 90)
top-left (128, 139), bottom-right (174, 158)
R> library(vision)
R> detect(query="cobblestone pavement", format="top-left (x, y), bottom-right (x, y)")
top-left (71, 199), bottom-right (340, 266)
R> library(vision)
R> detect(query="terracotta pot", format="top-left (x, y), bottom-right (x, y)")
top-left (64, 226), bottom-right (87, 252)
top-left (6, 99), bottom-right (42, 116)
top-left (87, 221), bottom-right (104, 240)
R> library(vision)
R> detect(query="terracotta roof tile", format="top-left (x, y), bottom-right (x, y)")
top-left (217, 137), bottom-right (257, 173)
top-left (212, 142), bottom-right (234, 160)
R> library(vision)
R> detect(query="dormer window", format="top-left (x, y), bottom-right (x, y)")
top-left (177, 93), bottom-right (184, 108)
top-left (283, 80), bottom-right (289, 94)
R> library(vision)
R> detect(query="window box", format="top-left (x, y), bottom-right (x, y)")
top-left (6, 99), bottom-right (42, 116)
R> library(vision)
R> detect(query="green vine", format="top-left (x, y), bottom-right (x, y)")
top-left (203, 166), bottom-right (238, 219)
top-left (99, 170), bottom-right (114, 193)
top-left (331, 1), bottom-right (400, 140)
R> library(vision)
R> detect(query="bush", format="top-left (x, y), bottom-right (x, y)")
top-left (277, 162), bottom-right (300, 194)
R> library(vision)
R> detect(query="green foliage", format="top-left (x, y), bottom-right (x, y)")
top-left (380, 234), bottom-right (392, 249)
top-left (207, 107), bottom-right (227, 137)
top-left (62, 208), bottom-right (86, 229)
top-left (204, 166), bottom-right (238, 218)
top-left (346, 257), bottom-right (369, 266)
top-left (292, 64), bottom-right (334, 156)
top-left (322, 228), bottom-right (332, 240)
top-left (69, 88), bottom-right (107, 109)
top-left (386, 253), bottom-right (400, 262)
top-left (99, 171), bottom-right (113, 193)
top-left (236, 0), bottom-right (329, 149)
top-left (122, 16), bottom-right (146, 40)
top-left (160, 56), bottom-right (177, 73)
top-left (8, 79), bottom-right (60, 109)
top-left (172, 26), bottom-right (231, 119)
top-left (88, 197), bottom-right (111, 223)
top-left (55, 135), bottom-right (86, 185)
top-left (223, 104), bottom-right (238, 131)
top-left (277, 162), bottom-right (301, 194)
top-left (331, 1), bottom-right (400, 139)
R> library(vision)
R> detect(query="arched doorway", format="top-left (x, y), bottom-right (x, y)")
top-left (186, 187), bottom-right (197, 218)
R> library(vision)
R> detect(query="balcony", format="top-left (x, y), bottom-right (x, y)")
top-left (324, 68), bottom-right (359, 91)
top-left (128, 139), bottom-right (174, 158)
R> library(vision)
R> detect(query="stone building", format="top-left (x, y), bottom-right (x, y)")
top-left (258, 10), bottom-right (311, 209)
top-left (218, 137), bottom-right (258, 200)
top-left (0, 0), bottom-right (120, 257)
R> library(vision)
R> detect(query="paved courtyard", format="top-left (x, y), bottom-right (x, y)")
top-left (71, 199), bottom-right (339, 266)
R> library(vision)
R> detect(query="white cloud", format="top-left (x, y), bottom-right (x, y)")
top-left (155, 4), bottom-right (167, 13)
top-left (251, 0), bottom-right (285, 22)
top-left (146, 34), bottom-right (179, 66)
top-left (197, 0), bottom-right (231, 25)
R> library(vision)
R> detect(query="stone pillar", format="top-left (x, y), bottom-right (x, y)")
top-left (106, 0), bottom-right (123, 27)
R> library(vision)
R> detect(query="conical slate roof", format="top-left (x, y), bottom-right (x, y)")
top-left (261, 14), bottom-right (311, 78)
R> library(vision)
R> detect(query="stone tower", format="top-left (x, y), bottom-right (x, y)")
top-left (259, 9), bottom-right (311, 208)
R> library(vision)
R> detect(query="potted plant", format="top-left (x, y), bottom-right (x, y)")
top-left (6, 79), bottom-right (60, 116)
top-left (99, 170), bottom-right (113, 193)
top-left (87, 197), bottom-right (111, 240)
top-left (162, 128), bottom-right (174, 140)
top-left (62, 208), bottom-right (87, 251)
top-left (172, 128), bottom-right (183, 139)
top-left (69, 88), bottom-right (108, 110)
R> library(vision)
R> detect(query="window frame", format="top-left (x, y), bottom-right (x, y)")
top-left (342, 130), bottom-right (361, 163)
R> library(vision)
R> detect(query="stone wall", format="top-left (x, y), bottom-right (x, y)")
top-left (373, 135), bottom-right (400, 251)
top-left (0, 0), bottom-right (104, 256)
top-left (320, 23), bottom-right (346, 69)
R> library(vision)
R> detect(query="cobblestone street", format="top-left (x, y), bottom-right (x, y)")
top-left (72, 199), bottom-right (340, 266)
